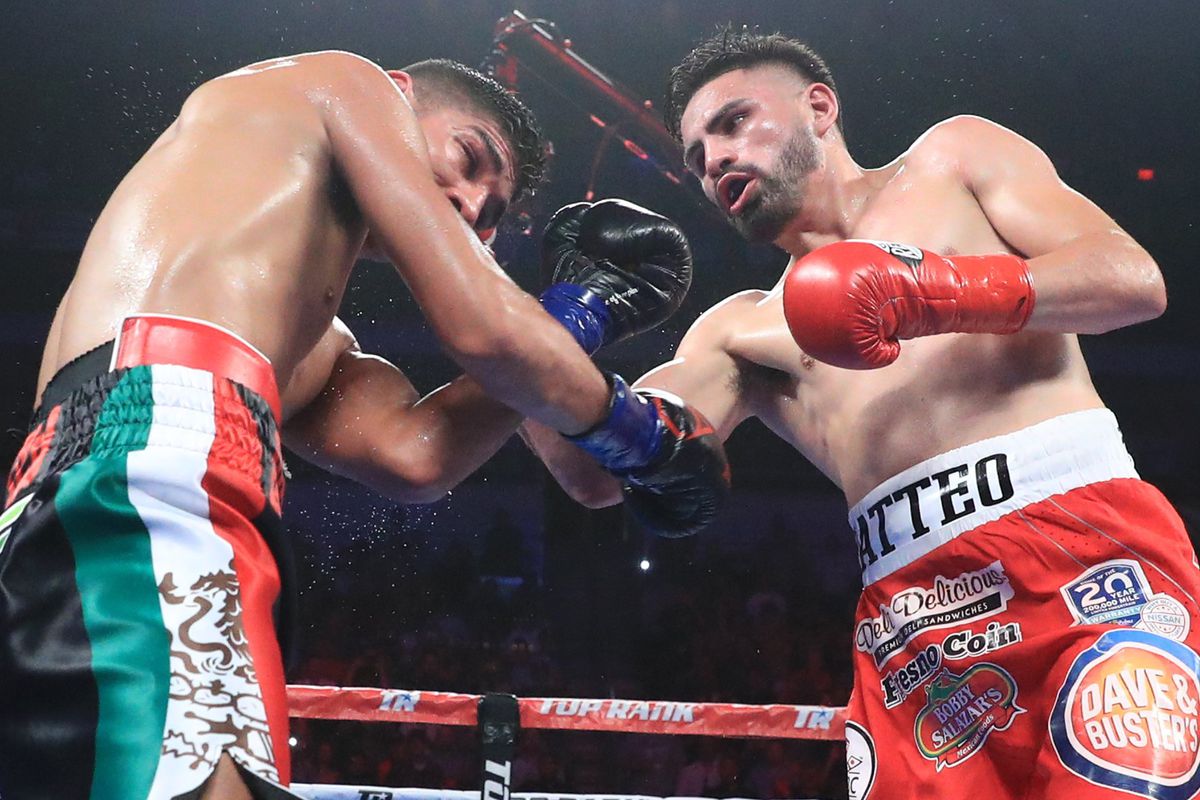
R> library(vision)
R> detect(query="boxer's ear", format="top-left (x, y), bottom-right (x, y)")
top-left (385, 69), bottom-right (415, 100)
top-left (807, 83), bottom-right (839, 139)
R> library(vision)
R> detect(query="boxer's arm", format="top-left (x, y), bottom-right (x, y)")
top-left (521, 294), bottom-right (757, 507)
top-left (282, 321), bottom-right (524, 504)
top-left (944, 115), bottom-right (1166, 332)
top-left (315, 52), bottom-right (607, 434)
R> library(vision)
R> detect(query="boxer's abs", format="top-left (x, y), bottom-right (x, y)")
top-left (759, 327), bottom-right (1105, 502)
top-left (39, 81), bottom-right (365, 401)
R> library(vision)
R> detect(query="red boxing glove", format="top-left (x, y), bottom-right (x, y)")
top-left (782, 240), bottom-right (1036, 369)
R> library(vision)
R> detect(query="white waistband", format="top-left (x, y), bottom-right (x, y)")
top-left (849, 409), bottom-right (1138, 586)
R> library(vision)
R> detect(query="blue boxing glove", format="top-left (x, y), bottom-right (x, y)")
top-left (568, 374), bottom-right (730, 538)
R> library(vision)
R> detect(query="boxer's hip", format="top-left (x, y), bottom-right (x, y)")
top-left (0, 314), bottom-right (297, 797)
top-left (843, 409), bottom-right (1200, 798)
top-left (7, 313), bottom-right (285, 509)
top-left (849, 408), bottom-right (1150, 587)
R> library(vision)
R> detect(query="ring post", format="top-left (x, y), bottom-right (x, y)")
top-left (479, 693), bottom-right (520, 800)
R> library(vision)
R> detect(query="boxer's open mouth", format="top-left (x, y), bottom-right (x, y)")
top-left (717, 173), bottom-right (756, 215)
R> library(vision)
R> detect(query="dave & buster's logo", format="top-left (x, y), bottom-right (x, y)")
top-left (914, 663), bottom-right (1024, 771)
top-left (1051, 629), bottom-right (1200, 798)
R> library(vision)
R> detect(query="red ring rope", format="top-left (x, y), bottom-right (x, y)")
top-left (287, 685), bottom-right (848, 741)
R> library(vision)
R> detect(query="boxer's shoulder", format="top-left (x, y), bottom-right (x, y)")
top-left (906, 116), bottom-right (1041, 179)
top-left (677, 289), bottom-right (811, 379)
top-left (204, 50), bottom-right (408, 122)
top-left (679, 289), bottom-right (770, 352)
top-left (910, 115), bottom-right (1010, 153)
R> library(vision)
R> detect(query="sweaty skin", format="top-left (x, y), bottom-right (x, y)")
top-left (33, 49), bottom-right (621, 800)
top-left (40, 50), bottom-right (609, 447)
top-left (527, 65), bottom-right (1164, 508)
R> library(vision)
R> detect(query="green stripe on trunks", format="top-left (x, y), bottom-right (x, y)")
top-left (57, 367), bottom-right (171, 800)
top-left (0, 494), bottom-right (34, 556)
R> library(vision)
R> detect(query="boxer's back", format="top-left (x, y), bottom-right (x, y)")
top-left (39, 53), bottom-right (370, 402)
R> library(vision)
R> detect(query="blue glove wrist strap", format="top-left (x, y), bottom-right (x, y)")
top-left (539, 283), bottom-right (611, 355)
top-left (567, 373), bottom-right (663, 473)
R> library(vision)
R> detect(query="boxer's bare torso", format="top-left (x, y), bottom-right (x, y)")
top-left (38, 51), bottom-right (515, 422)
top-left (658, 130), bottom-right (1102, 504)
top-left (42, 54), bottom-right (362, 410)
top-left (527, 64), bottom-right (1159, 511)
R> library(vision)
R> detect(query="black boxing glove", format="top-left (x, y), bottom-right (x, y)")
top-left (568, 375), bottom-right (730, 537)
top-left (539, 199), bottom-right (692, 354)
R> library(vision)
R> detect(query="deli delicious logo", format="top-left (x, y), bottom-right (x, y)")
top-left (1051, 629), bottom-right (1200, 798)
top-left (856, 561), bottom-right (1013, 668)
top-left (915, 663), bottom-right (1024, 771)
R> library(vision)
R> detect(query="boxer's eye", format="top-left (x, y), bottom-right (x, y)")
top-left (458, 139), bottom-right (479, 178)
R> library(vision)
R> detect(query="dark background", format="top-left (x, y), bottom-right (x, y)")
top-left (2, 2), bottom-right (1198, 796)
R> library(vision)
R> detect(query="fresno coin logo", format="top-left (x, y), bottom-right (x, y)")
top-left (1051, 629), bottom-right (1200, 798)
top-left (914, 663), bottom-right (1024, 771)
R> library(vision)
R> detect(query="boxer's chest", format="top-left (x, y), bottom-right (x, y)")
top-left (752, 168), bottom-right (1072, 497)
top-left (849, 166), bottom-right (1009, 258)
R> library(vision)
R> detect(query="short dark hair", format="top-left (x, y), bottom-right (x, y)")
top-left (664, 25), bottom-right (841, 142)
top-left (402, 58), bottom-right (548, 206)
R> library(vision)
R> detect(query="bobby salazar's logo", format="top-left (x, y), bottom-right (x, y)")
top-left (1051, 629), bottom-right (1200, 798)
top-left (914, 663), bottom-right (1024, 771)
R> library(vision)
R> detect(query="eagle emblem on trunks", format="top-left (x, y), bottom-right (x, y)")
top-left (158, 560), bottom-right (278, 782)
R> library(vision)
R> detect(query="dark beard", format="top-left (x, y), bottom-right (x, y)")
top-left (731, 128), bottom-right (820, 243)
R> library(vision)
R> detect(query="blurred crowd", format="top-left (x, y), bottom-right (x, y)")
top-left (288, 512), bottom-right (856, 799)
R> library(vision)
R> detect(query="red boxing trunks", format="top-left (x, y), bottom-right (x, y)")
top-left (843, 409), bottom-right (1200, 800)
top-left (0, 315), bottom-right (301, 799)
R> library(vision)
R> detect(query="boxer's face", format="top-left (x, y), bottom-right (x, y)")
top-left (680, 66), bottom-right (826, 243)
top-left (417, 105), bottom-right (516, 243)
top-left (360, 106), bottom-right (512, 261)
top-left (364, 73), bottom-right (516, 260)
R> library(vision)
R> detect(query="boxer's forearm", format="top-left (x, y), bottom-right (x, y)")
top-left (360, 377), bottom-right (525, 503)
top-left (1023, 230), bottom-right (1165, 334)
top-left (285, 356), bottom-right (525, 505)
top-left (519, 421), bottom-right (622, 508)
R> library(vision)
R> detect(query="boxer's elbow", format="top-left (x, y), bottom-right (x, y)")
top-left (1117, 250), bottom-right (1167, 327)
top-left (1136, 258), bottom-right (1168, 321)
top-left (1077, 246), bottom-right (1166, 334)
top-left (368, 452), bottom-right (458, 505)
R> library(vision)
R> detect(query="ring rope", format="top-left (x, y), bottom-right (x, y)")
top-left (287, 685), bottom-right (848, 741)
top-left (292, 786), bottom-right (810, 800)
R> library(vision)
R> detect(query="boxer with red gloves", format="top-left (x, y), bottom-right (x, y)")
top-left (783, 240), bottom-right (1036, 369)
top-left (523, 26), bottom-right (1191, 800)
